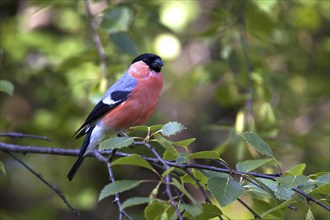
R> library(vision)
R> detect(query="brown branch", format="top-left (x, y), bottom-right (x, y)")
top-left (4, 151), bottom-right (79, 216)
top-left (83, 0), bottom-right (108, 84)
top-left (0, 132), bottom-right (52, 141)
top-left (1, 142), bottom-right (329, 213)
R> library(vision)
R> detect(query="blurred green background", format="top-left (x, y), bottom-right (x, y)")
top-left (0, 0), bottom-right (329, 219)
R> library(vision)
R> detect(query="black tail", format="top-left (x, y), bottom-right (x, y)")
top-left (67, 125), bottom-right (95, 181)
top-left (67, 156), bottom-right (85, 181)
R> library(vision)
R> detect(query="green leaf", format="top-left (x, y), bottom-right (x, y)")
top-left (181, 204), bottom-right (203, 217)
top-left (131, 124), bottom-right (163, 133)
top-left (111, 154), bottom-right (157, 174)
top-left (173, 138), bottom-right (196, 149)
top-left (275, 185), bottom-right (294, 200)
top-left (154, 133), bottom-right (178, 156)
top-left (99, 180), bottom-right (143, 201)
top-left (181, 171), bottom-right (208, 189)
top-left (240, 132), bottom-right (274, 158)
top-left (276, 175), bottom-right (310, 189)
top-left (0, 80), bottom-right (14, 96)
top-left (99, 136), bottom-right (134, 150)
top-left (311, 183), bottom-right (330, 194)
top-left (195, 203), bottom-right (222, 220)
top-left (260, 199), bottom-right (295, 217)
top-left (200, 169), bottom-right (230, 179)
top-left (161, 121), bottom-right (185, 137)
top-left (314, 173), bottom-right (330, 185)
top-left (305, 208), bottom-right (315, 220)
top-left (188, 151), bottom-right (219, 160)
top-left (236, 158), bottom-right (273, 172)
top-left (144, 201), bottom-right (174, 220)
top-left (172, 178), bottom-right (197, 205)
top-left (207, 177), bottom-right (245, 207)
top-left (285, 163), bottom-right (306, 176)
top-left (100, 7), bottom-right (132, 33)
top-left (0, 161), bottom-right (6, 175)
top-left (122, 197), bottom-right (154, 209)
top-left (110, 32), bottom-right (137, 56)
top-left (246, 176), bottom-right (278, 200)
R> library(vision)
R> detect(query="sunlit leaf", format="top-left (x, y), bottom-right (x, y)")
top-left (241, 132), bottom-right (274, 158)
top-left (285, 163), bottom-right (306, 176)
top-left (207, 176), bottom-right (245, 207)
top-left (99, 180), bottom-right (144, 201)
top-left (161, 121), bottom-right (185, 137)
top-left (99, 136), bottom-right (134, 150)
top-left (236, 158), bottom-right (273, 172)
top-left (305, 208), bottom-right (315, 220)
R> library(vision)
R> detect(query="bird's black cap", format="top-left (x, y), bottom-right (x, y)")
top-left (132, 53), bottom-right (163, 72)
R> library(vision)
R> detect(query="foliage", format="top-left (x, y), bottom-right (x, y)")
top-left (0, 0), bottom-right (329, 219)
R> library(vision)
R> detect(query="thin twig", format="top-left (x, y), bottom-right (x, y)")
top-left (184, 168), bottom-right (211, 203)
top-left (1, 142), bottom-right (329, 212)
top-left (83, 0), bottom-right (108, 83)
top-left (142, 141), bottom-right (183, 220)
top-left (237, 198), bottom-right (261, 219)
top-left (108, 151), bottom-right (132, 220)
top-left (4, 151), bottom-right (79, 216)
top-left (0, 132), bottom-right (52, 141)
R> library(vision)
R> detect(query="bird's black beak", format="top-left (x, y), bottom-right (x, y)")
top-left (151, 59), bottom-right (163, 72)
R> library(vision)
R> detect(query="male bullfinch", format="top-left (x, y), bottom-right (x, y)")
top-left (67, 53), bottom-right (164, 181)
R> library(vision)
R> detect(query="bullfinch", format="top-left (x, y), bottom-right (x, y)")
top-left (67, 53), bottom-right (164, 181)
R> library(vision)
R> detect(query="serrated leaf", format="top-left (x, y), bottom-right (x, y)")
top-left (181, 204), bottom-right (203, 217)
top-left (200, 169), bottom-right (230, 179)
top-left (276, 175), bottom-right (310, 189)
top-left (99, 180), bottom-right (143, 201)
top-left (99, 136), bottom-right (134, 150)
top-left (100, 7), bottom-right (132, 33)
top-left (311, 183), bottom-right (330, 194)
top-left (154, 133), bottom-right (178, 156)
top-left (161, 121), bottom-right (185, 137)
top-left (285, 163), bottom-right (306, 176)
top-left (305, 208), bottom-right (315, 220)
top-left (122, 197), bottom-right (154, 209)
top-left (207, 177), bottom-right (245, 207)
top-left (163, 150), bottom-right (177, 161)
top-left (110, 32), bottom-right (137, 56)
top-left (173, 138), bottom-right (196, 149)
top-left (241, 132), bottom-right (274, 158)
top-left (0, 161), bottom-right (6, 175)
top-left (111, 154), bottom-right (157, 174)
top-left (0, 80), bottom-right (14, 96)
top-left (236, 158), bottom-right (273, 172)
top-left (188, 151), bottom-right (220, 160)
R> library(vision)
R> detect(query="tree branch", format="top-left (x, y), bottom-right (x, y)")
top-left (83, 0), bottom-right (108, 83)
top-left (4, 150), bottom-right (79, 216)
top-left (1, 142), bottom-right (329, 213)
top-left (0, 132), bottom-right (52, 141)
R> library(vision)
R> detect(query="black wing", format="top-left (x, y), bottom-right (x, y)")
top-left (74, 91), bottom-right (131, 139)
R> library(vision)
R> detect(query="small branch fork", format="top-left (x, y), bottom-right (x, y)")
top-left (1, 141), bottom-right (330, 218)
